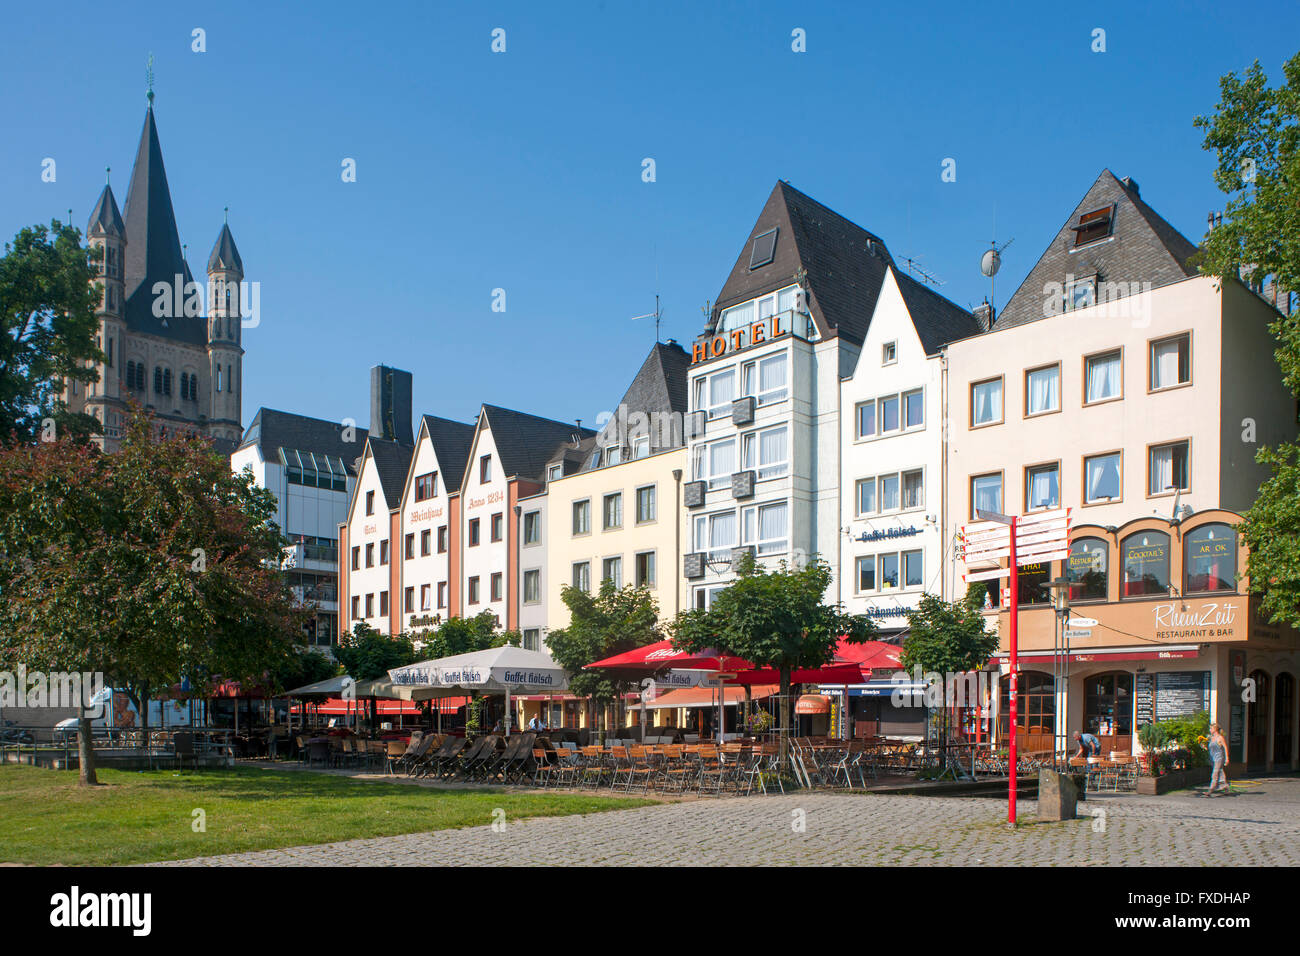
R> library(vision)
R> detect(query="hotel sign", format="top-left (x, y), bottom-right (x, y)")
top-left (691, 315), bottom-right (790, 364)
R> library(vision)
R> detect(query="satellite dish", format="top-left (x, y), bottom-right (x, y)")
top-left (980, 248), bottom-right (1001, 277)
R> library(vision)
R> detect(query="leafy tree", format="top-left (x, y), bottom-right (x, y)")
top-left (334, 623), bottom-right (419, 682)
top-left (1195, 52), bottom-right (1300, 628)
top-left (424, 611), bottom-right (519, 660)
top-left (546, 580), bottom-right (662, 736)
top-left (0, 413), bottom-right (305, 784)
top-left (271, 647), bottom-right (341, 695)
top-left (670, 555), bottom-right (876, 765)
top-left (898, 584), bottom-right (997, 765)
top-left (0, 220), bottom-right (104, 443)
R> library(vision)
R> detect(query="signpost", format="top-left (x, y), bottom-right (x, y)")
top-left (965, 508), bottom-right (1071, 826)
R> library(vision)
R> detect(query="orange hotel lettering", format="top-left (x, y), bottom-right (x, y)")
top-left (691, 314), bottom-right (787, 364)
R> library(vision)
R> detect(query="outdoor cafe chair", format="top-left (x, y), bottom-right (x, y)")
top-left (383, 740), bottom-right (407, 775)
top-left (307, 739), bottom-right (331, 769)
top-left (426, 736), bottom-right (467, 778)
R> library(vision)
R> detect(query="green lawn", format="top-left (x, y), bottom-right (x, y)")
top-left (0, 764), bottom-right (654, 865)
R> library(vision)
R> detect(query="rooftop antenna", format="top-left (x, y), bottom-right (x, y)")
top-left (899, 254), bottom-right (944, 288)
top-left (981, 236), bottom-right (1015, 313)
top-left (630, 294), bottom-right (663, 343)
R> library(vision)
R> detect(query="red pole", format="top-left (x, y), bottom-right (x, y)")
top-left (1008, 516), bottom-right (1019, 826)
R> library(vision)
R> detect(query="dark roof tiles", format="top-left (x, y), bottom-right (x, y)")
top-left (238, 408), bottom-right (369, 474)
top-left (419, 414), bottom-right (476, 492)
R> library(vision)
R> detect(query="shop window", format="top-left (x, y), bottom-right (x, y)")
top-left (999, 672), bottom-right (1055, 737)
top-left (1083, 672), bottom-right (1133, 738)
top-left (1121, 531), bottom-right (1170, 598)
top-left (1184, 523), bottom-right (1237, 594)
top-left (1067, 537), bottom-right (1108, 602)
top-left (1017, 562), bottom-right (1051, 606)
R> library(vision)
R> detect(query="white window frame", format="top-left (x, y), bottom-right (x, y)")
top-left (741, 352), bottom-right (789, 406)
top-left (693, 436), bottom-right (737, 491)
top-left (742, 500), bottom-right (789, 556)
top-left (694, 366), bottom-right (737, 420)
top-left (693, 509), bottom-right (739, 562)
top-left (741, 424), bottom-right (789, 481)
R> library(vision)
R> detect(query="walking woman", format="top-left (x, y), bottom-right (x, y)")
top-left (1208, 723), bottom-right (1230, 794)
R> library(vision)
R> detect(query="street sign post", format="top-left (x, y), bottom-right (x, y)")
top-left (962, 508), bottom-right (1071, 827)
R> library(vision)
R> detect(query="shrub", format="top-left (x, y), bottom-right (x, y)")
top-left (1137, 723), bottom-right (1168, 753)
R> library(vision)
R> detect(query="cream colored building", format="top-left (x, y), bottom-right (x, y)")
top-left (546, 446), bottom-right (688, 631)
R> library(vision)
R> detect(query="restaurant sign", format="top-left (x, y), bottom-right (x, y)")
top-left (1151, 601), bottom-right (1240, 641)
top-left (690, 314), bottom-right (790, 364)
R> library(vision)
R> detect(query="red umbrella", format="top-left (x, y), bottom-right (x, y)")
top-left (583, 640), bottom-right (751, 672)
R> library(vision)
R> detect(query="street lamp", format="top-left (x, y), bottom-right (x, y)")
top-left (1046, 577), bottom-right (1071, 771)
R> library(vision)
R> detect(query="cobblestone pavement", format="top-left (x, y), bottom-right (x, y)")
top-left (160, 776), bottom-right (1300, 867)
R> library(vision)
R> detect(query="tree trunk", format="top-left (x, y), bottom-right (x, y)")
top-left (778, 668), bottom-right (792, 770)
top-left (77, 711), bottom-right (98, 786)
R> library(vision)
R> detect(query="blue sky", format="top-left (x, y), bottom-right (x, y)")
top-left (3, 1), bottom-right (1296, 434)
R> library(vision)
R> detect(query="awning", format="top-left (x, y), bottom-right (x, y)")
top-left (292, 696), bottom-right (469, 715)
top-left (584, 640), bottom-right (751, 673)
top-left (729, 663), bottom-right (865, 686)
top-left (518, 694), bottom-right (585, 702)
top-left (284, 675), bottom-right (353, 698)
top-left (994, 645), bottom-right (1201, 666)
top-left (833, 639), bottom-right (902, 672)
top-left (640, 684), bottom-right (778, 711)
top-left (389, 646), bottom-right (569, 694)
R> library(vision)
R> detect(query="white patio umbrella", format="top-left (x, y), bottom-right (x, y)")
top-left (387, 646), bottom-right (570, 736)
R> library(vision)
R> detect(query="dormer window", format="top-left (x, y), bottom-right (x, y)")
top-left (605, 445), bottom-right (622, 466)
top-left (882, 341), bottom-right (897, 365)
top-left (1065, 275), bottom-right (1096, 312)
top-left (548, 463), bottom-right (563, 482)
top-left (1072, 205), bottom-right (1114, 247)
top-left (749, 228), bottom-right (778, 269)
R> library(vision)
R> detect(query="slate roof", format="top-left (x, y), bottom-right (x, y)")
top-left (87, 183), bottom-right (124, 238)
top-left (367, 437), bottom-right (414, 509)
top-left (120, 106), bottom-right (206, 346)
top-left (992, 169), bottom-right (1200, 332)
top-left (893, 269), bottom-right (985, 355)
top-left (419, 414), bottom-right (476, 492)
top-left (480, 405), bottom-right (595, 483)
top-left (708, 181), bottom-right (895, 346)
top-left (208, 222), bottom-right (243, 275)
top-left (238, 408), bottom-right (369, 474)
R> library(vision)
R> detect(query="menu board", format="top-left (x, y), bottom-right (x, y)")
top-left (1135, 672), bottom-right (1154, 727)
top-left (1134, 671), bottom-right (1210, 727)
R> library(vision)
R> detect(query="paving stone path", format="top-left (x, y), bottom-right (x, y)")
top-left (160, 776), bottom-right (1300, 867)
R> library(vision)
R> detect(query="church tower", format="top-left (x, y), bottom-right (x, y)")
top-left (84, 172), bottom-right (127, 450)
top-left (206, 214), bottom-right (244, 447)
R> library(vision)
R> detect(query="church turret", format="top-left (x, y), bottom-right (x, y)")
top-left (206, 212), bottom-right (244, 446)
top-left (83, 171), bottom-right (127, 447)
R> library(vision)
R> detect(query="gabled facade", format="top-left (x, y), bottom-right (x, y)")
top-left (340, 437), bottom-right (412, 635)
top-left (839, 266), bottom-right (981, 629)
top-left (459, 406), bottom-right (595, 632)
top-left (396, 415), bottom-right (475, 641)
top-left (683, 181), bottom-right (893, 607)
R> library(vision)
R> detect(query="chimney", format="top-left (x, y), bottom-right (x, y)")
top-left (369, 365), bottom-right (413, 445)
top-left (1121, 176), bottom-right (1140, 196)
top-left (973, 299), bottom-right (996, 331)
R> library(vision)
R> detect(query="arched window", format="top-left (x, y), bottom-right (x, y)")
top-left (1248, 670), bottom-right (1270, 765)
top-left (1067, 537), bottom-right (1109, 601)
top-left (216, 366), bottom-right (222, 393)
top-left (153, 366), bottom-right (163, 395)
top-left (1121, 531), bottom-right (1170, 598)
top-left (1184, 523), bottom-right (1237, 594)
top-left (162, 368), bottom-right (172, 396)
top-left (1083, 671), bottom-right (1133, 738)
top-left (999, 671), bottom-right (1055, 737)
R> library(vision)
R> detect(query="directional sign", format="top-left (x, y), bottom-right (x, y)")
top-left (1068, 617), bottom-right (1099, 628)
top-left (1065, 629), bottom-right (1093, 640)
top-left (960, 508), bottom-right (1072, 584)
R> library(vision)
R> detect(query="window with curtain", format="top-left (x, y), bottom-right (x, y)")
top-left (572, 500), bottom-right (590, 535)
top-left (1084, 452), bottom-right (1122, 503)
top-left (603, 493), bottom-right (622, 530)
top-left (1121, 531), bottom-right (1170, 598)
top-left (1067, 537), bottom-right (1108, 601)
top-left (1084, 351), bottom-right (1122, 403)
top-left (743, 501), bottom-right (788, 555)
top-left (704, 368), bottom-right (736, 419)
top-left (901, 470), bottom-right (924, 510)
top-left (856, 400), bottom-right (876, 438)
top-left (1026, 463), bottom-right (1060, 510)
top-left (1150, 334), bottom-right (1190, 390)
top-left (1026, 364), bottom-right (1060, 415)
top-left (1148, 441), bottom-right (1189, 495)
top-left (719, 301), bottom-right (755, 333)
top-left (971, 378), bottom-right (1002, 425)
top-left (572, 562), bottom-right (591, 592)
top-left (1184, 523), bottom-right (1236, 594)
top-left (695, 437), bottom-right (737, 490)
top-left (856, 477), bottom-right (876, 515)
top-left (602, 557), bottom-right (622, 587)
top-left (635, 485), bottom-right (656, 523)
top-left (635, 551), bottom-right (656, 587)
top-left (743, 425), bottom-right (788, 480)
top-left (972, 473), bottom-right (1002, 516)
top-left (744, 353), bottom-right (788, 405)
top-left (695, 510), bottom-right (738, 560)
